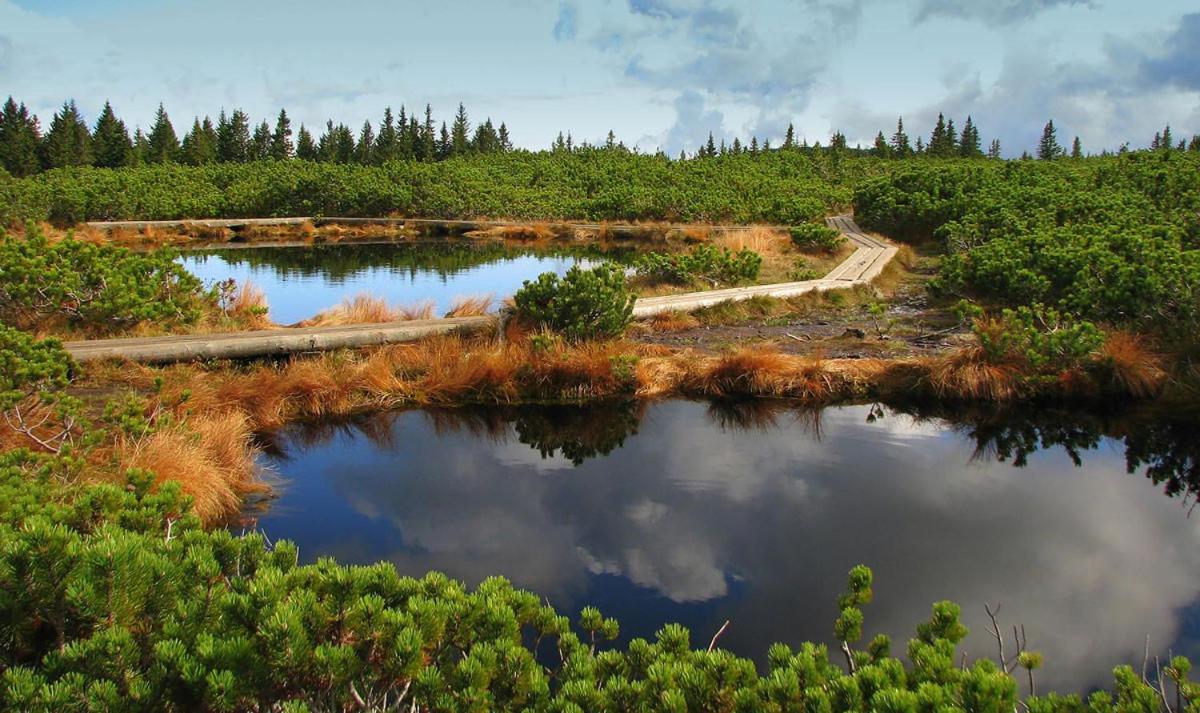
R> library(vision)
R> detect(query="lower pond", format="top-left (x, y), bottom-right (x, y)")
top-left (180, 241), bottom-right (618, 325)
top-left (247, 399), bottom-right (1200, 693)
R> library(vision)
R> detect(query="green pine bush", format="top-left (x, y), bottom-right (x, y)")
top-left (513, 264), bottom-right (634, 341)
top-left (0, 225), bottom-right (207, 334)
top-left (634, 244), bottom-right (762, 286)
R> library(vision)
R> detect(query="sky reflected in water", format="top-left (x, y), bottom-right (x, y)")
top-left (249, 400), bottom-right (1200, 692)
top-left (180, 242), bottom-right (596, 324)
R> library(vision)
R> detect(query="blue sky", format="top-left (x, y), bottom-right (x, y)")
top-left (1, 0), bottom-right (1196, 156)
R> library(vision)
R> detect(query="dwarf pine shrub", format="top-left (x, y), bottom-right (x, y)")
top-left (634, 244), bottom-right (762, 286)
top-left (0, 225), bottom-right (206, 334)
top-left (513, 263), bottom-right (634, 341)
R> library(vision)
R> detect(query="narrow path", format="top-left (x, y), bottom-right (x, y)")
top-left (64, 216), bottom-right (895, 363)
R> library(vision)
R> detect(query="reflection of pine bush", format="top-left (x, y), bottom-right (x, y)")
top-left (2, 457), bottom-right (1194, 710)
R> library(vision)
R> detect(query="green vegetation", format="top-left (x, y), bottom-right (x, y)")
top-left (634, 244), bottom-right (762, 286)
top-left (789, 222), bottom-right (846, 252)
top-left (514, 264), bottom-right (635, 341)
top-left (853, 154), bottom-right (1200, 336)
top-left (0, 226), bottom-right (206, 335)
top-left (0, 462), bottom-right (1194, 711)
top-left (0, 150), bottom-right (877, 225)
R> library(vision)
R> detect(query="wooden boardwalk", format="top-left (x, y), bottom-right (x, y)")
top-left (64, 216), bottom-right (895, 363)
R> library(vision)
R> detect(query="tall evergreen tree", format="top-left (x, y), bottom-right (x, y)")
top-left (0, 97), bottom-right (42, 177)
top-left (749, 136), bottom-right (759, 154)
top-left (40, 100), bottom-right (92, 169)
top-left (872, 131), bottom-right (891, 158)
top-left (421, 105), bottom-right (436, 161)
top-left (216, 110), bottom-right (251, 163)
top-left (450, 103), bottom-right (470, 156)
top-left (498, 122), bottom-right (512, 152)
top-left (270, 109), bottom-right (293, 160)
top-left (988, 138), bottom-right (1002, 159)
top-left (145, 104), bottom-right (179, 163)
top-left (180, 118), bottom-right (218, 165)
top-left (375, 107), bottom-right (399, 163)
top-left (1189, 135), bottom-right (1200, 153)
top-left (91, 101), bottom-right (132, 168)
top-left (705, 132), bottom-right (717, 157)
top-left (731, 137), bottom-right (742, 155)
top-left (959, 116), bottom-right (982, 158)
top-left (355, 121), bottom-right (375, 164)
top-left (332, 123), bottom-right (356, 163)
top-left (914, 136), bottom-right (925, 155)
top-left (474, 119), bottom-right (500, 153)
top-left (1037, 120), bottom-right (1061, 160)
top-left (438, 122), bottom-right (451, 160)
top-left (131, 128), bottom-right (148, 166)
top-left (1071, 136), bottom-right (1082, 159)
top-left (295, 124), bottom-right (318, 160)
top-left (783, 123), bottom-right (795, 149)
top-left (1160, 125), bottom-right (1174, 151)
top-left (251, 121), bottom-right (272, 161)
top-left (928, 113), bottom-right (949, 157)
top-left (890, 117), bottom-right (911, 158)
top-left (829, 131), bottom-right (847, 152)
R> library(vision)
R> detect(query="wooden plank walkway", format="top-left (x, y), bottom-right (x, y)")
top-left (64, 216), bottom-right (895, 363)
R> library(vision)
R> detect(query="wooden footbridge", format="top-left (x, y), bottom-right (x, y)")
top-left (63, 216), bottom-right (896, 363)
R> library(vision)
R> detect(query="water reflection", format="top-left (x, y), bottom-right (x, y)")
top-left (251, 399), bottom-right (1200, 692)
top-left (180, 242), bottom-right (627, 324)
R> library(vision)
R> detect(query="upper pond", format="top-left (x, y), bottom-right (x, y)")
top-left (247, 399), bottom-right (1200, 693)
top-left (181, 241), bottom-right (618, 325)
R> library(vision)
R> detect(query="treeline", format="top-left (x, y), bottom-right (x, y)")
top-left (0, 97), bottom-right (514, 176)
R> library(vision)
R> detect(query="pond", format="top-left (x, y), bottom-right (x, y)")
top-left (180, 241), bottom-right (619, 325)
top-left (246, 399), bottom-right (1200, 693)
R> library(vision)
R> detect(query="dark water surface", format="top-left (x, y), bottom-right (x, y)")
top-left (249, 399), bottom-right (1200, 692)
top-left (180, 242), bottom-right (617, 324)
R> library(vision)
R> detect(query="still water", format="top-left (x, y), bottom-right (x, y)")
top-left (180, 241), bottom-right (612, 325)
top-left (248, 399), bottom-right (1200, 692)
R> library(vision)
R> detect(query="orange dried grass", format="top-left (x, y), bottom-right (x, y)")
top-left (444, 294), bottom-right (494, 318)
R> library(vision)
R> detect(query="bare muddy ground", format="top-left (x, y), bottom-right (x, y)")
top-left (632, 255), bottom-right (971, 358)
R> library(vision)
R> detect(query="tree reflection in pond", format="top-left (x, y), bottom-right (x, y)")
top-left (249, 399), bottom-right (1200, 693)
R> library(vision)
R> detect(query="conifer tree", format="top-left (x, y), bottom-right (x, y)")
top-left (784, 123), bottom-right (795, 149)
top-left (355, 120), bottom-right (374, 164)
top-left (40, 100), bottom-right (92, 169)
top-left (145, 104), bottom-right (179, 163)
top-left (334, 123), bottom-right (356, 163)
top-left (450, 103), bottom-right (471, 156)
top-left (498, 122), bottom-right (512, 151)
top-left (705, 132), bottom-right (716, 157)
top-left (295, 124), bottom-right (318, 160)
top-left (0, 97), bottom-right (42, 177)
top-left (749, 136), bottom-right (758, 154)
top-left (438, 121), bottom-right (451, 159)
top-left (872, 131), bottom-right (891, 158)
top-left (251, 121), bottom-right (271, 161)
top-left (988, 138), bottom-right (1002, 159)
top-left (375, 107), bottom-right (398, 163)
top-left (1071, 136), bottom-right (1082, 158)
top-left (270, 109), bottom-right (293, 160)
top-left (890, 117), bottom-right (911, 158)
top-left (1037, 120), bottom-right (1061, 160)
top-left (474, 119), bottom-right (500, 153)
top-left (552, 131), bottom-right (566, 153)
top-left (731, 137), bottom-right (742, 155)
top-left (91, 101), bottom-right (132, 168)
top-left (914, 136), bottom-right (925, 155)
top-left (131, 128), bottom-right (148, 166)
top-left (928, 113), bottom-right (949, 157)
top-left (959, 116), bottom-right (982, 158)
top-left (1189, 135), bottom-right (1200, 152)
top-left (180, 118), bottom-right (218, 165)
top-left (421, 104), bottom-right (436, 161)
top-left (216, 110), bottom-right (251, 163)
top-left (829, 131), bottom-right (847, 152)
top-left (762, 138), bottom-right (771, 151)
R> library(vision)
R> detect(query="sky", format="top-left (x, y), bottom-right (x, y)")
top-left (1, 0), bottom-right (1197, 156)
